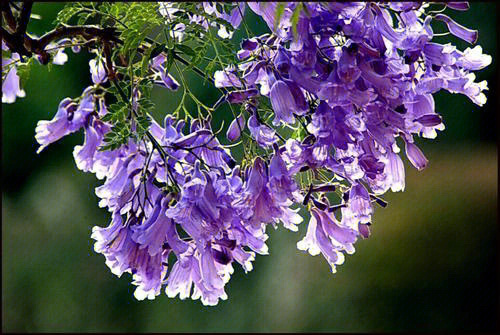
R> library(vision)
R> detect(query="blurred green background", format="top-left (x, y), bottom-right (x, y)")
top-left (2, 2), bottom-right (498, 332)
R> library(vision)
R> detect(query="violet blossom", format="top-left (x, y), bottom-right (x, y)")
top-left (3, 1), bottom-right (490, 306)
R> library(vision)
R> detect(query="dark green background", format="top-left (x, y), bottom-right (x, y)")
top-left (2, 2), bottom-right (498, 332)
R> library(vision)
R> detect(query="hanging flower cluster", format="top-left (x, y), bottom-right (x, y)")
top-left (1, 2), bottom-right (491, 305)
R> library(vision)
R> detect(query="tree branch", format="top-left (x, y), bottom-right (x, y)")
top-left (16, 1), bottom-right (33, 37)
top-left (2, 2), bottom-right (123, 61)
top-left (33, 24), bottom-right (121, 53)
top-left (1, 2), bottom-right (17, 33)
top-left (3, 16), bottom-right (122, 62)
top-left (1, 26), bottom-right (31, 56)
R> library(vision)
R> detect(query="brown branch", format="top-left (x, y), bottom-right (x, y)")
top-left (103, 39), bottom-right (117, 80)
top-left (1, 26), bottom-right (31, 56)
top-left (1, 2), bottom-right (17, 33)
top-left (33, 24), bottom-right (121, 53)
top-left (16, 1), bottom-right (33, 37)
top-left (1, 1), bottom-right (123, 62)
top-left (3, 17), bottom-right (122, 62)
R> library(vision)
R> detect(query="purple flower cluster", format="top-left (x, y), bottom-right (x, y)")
top-left (159, 2), bottom-right (246, 40)
top-left (33, 55), bottom-right (276, 304)
top-left (2, 2), bottom-right (491, 305)
top-left (215, 1), bottom-right (491, 270)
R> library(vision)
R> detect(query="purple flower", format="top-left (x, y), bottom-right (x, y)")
top-left (91, 212), bottom-right (168, 300)
top-left (226, 113), bottom-right (245, 141)
top-left (151, 54), bottom-right (180, 90)
top-left (214, 67), bottom-right (242, 88)
top-left (2, 61), bottom-right (25, 104)
top-left (203, 2), bottom-right (246, 39)
top-left (132, 194), bottom-right (188, 257)
top-left (297, 207), bottom-right (358, 273)
top-left (247, 3), bottom-right (291, 38)
top-left (166, 166), bottom-right (223, 243)
top-left (269, 80), bottom-right (298, 125)
top-left (247, 115), bottom-right (278, 148)
top-left (50, 43), bottom-right (68, 65)
top-left (247, 3), bottom-right (278, 31)
top-left (335, 185), bottom-right (373, 235)
top-left (89, 58), bottom-right (107, 84)
top-left (72, 44), bottom-right (81, 53)
top-left (269, 149), bottom-right (300, 203)
top-left (2, 48), bottom-right (25, 104)
top-left (386, 152), bottom-right (405, 192)
top-left (234, 157), bottom-right (302, 232)
top-left (454, 46), bottom-right (492, 71)
top-left (226, 88), bottom-right (259, 104)
top-left (237, 38), bottom-right (259, 60)
top-left (73, 119), bottom-right (104, 172)
top-left (446, 2), bottom-right (470, 11)
top-left (94, 153), bottom-right (144, 213)
top-left (404, 140), bottom-right (428, 171)
top-left (165, 252), bottom-right (196, 300)
top-left (165, 244), bottom-right (232, 306)
top-left (35, 88), bottom-right (95, 153)
top-left (434, 14), bottom-right (478, 44)
top-left (183, 120), bottom-right (236, 171)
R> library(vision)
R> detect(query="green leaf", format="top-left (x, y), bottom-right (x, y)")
top-left (150, 44), bottom-right (166, 60)
top-left (165, 49), bottom-right (174, 74)
top-left (54, 3), bottom-right (82, 25)
top-left (291, 3), bottom-right (303, 40)
top-left (2, 49), bottom-right (12, 59)
top-left (205, 59), bottom-right (217, 78)
top-left (175, 44), bottom-right (196, 57)
top-left (141, 46), bottom-right (154, 77)
top-left (100, 113), bottom-right (113, 122)
top-left (16, 59), bottom-right (34, 85)
top-left (274, 3), bottom-right (285, 29)
top-left (76, 12), bottom-right (92, 25)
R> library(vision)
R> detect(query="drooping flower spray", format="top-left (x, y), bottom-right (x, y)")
top-left (2, 2), bottom-right (491, 305)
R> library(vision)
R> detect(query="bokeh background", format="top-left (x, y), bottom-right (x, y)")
top-left (2, 2), bottom-right (498, 332)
